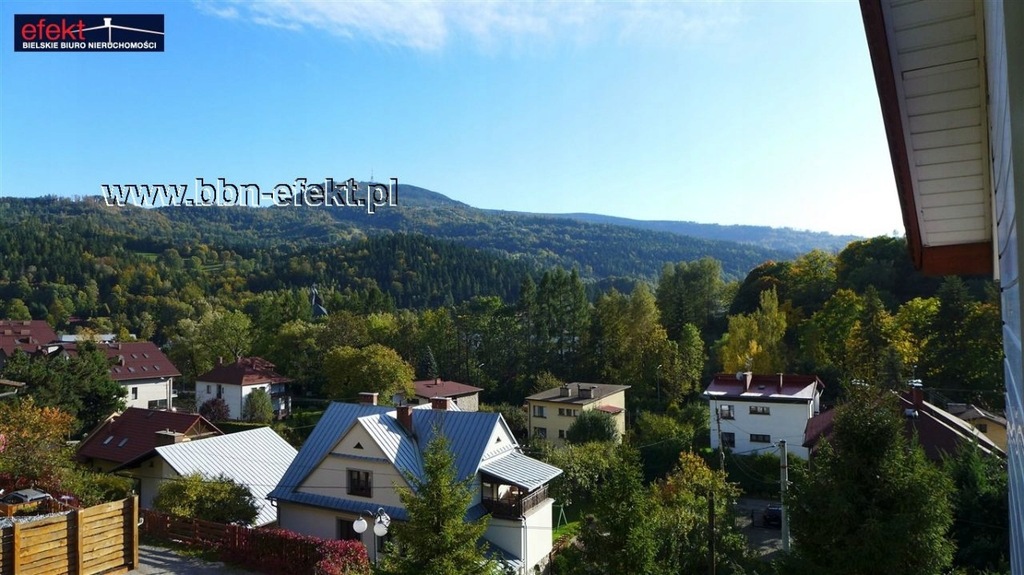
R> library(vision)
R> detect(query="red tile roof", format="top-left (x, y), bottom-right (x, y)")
top-left (58, 341), bottom-right (181, 382)
top-left (0, 320), bottom-right (58, 356)
top-left (596, 405), bottom-right (624, 415)
top-left (197, 357), bottom-right (291, 387)
top-left (77, 408), bottom-right (221, 466)
top-left (412, 379), bottom-right (482, 399)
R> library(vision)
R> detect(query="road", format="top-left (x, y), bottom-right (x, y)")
top-left (130, 545), bottom-right (260, 575)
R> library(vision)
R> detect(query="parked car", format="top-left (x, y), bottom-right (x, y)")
top-left (762, 503), bottom-right (782, 528)
top-left (1, 489), bottom-right (52, 504)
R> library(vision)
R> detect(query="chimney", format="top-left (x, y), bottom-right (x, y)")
top-left (430, 397), bottom-right (449, 410)
top-left (217, 356), bottom-right (224, 366)
top-left (579, 385), bottom-right (595, 400)
top-left (434, 378), bottom-right (441, 386)
top-left (778, 373), bottom-right (784, 395)
top-left (559, 384), bottom-right (573, 398)
top-left (397, 404), bottom-right (413, 433)
top-left (358, 392), bottom-right (378, 406)
top-left (154, 429), bottom-right (185, 446)
top-left (909, 381), bottom-right (924, 409)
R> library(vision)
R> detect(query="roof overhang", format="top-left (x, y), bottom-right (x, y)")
top-left (861, 0), bottom-right (993, 276)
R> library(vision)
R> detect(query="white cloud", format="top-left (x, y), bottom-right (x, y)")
top-left (192, 0), bottom-right (740, 51)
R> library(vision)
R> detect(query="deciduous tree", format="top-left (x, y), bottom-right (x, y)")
top-left (323, 344), bottom-right (414, 403)
top-left (566, 409), bottom-right (618, 444)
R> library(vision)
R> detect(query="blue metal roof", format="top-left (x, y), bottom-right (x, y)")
top-left (269, 402), bottom-right (560, 518)
top-left (412, 409), bottom-right (502, 482)
top-left (268, 402), bottom-right (391, 502)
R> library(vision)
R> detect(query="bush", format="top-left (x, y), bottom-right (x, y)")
top-left (153, 473), bottom-right (258, 525)
top-left (199, 397), bottom-right (230, 422)
top-left (214, 527), bottom-right (370, 575)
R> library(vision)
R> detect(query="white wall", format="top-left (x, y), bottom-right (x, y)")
top-left (986, 3), bottom-right (1024, 572)
top-left (136, 456), bottom-right (178, 510)
top-left (708, 399), bottom-right (813, 459)
top-left (195, 380), bottom-right (244, 419)
top-left (123, 377), bottom-right (172, 410)
top-left (483, 498), bottom-right (554, 574)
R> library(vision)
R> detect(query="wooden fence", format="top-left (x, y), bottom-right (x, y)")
top-left (0, 496), bottom-right (139, 575)
top-left (139, 508), bottom-right (256, 551)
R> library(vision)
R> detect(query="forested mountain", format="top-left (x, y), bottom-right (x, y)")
top-left (549, 212), bottom-right (861, 253)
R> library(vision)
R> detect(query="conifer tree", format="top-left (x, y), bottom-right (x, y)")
top-left (381, 432), bottom-right (500, 575)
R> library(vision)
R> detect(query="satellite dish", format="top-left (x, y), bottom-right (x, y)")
top-left (736, 372), bottom-right (744, 381)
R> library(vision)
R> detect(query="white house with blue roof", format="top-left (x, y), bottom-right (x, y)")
top-left (267, 396), bottom-right (562, 573)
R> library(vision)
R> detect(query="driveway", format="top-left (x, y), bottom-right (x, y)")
top-left (131, 545), bottom-right (260, 575)
top-left (734, 498), bottom-right (786, 561)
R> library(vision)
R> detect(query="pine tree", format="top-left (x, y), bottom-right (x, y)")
top-left (787, 385), bottom-right (954, 574)
top-left (380, 432), bottom-right (500, 575)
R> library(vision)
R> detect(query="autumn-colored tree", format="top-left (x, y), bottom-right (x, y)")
top-left (717, 288), bottom-right (787, 373)
top-left (323, 344), bottom-right (414, 403)
top-left (0, 397), bottom-right (75, 481)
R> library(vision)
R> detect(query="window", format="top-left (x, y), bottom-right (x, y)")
top-left (206, 384), bottom-right (211, 394)
top-left (347, 469), bottom-right (372, 497)
top-left (720, 405), bottom-right (735, 420)
top-left (533, 427), bottom-right (547, 439)
top-left (131, 387), bottom-right (138, 400)
top-left (977, 423), bottom-right (988, 433)
top-left (749, 406), bottom-right (770, 415)
top-left (148, 399), bottom-right (168, 410)
top-left (532, 405), bottom-right (546, 418)
top-left (750, 434), bottom-right (771, 443)
top-left (721, 432), bottom-right (735, 448)
top-left (337, 518), bottom-right (360, 540)
top-left (558, 408), bottom-right (566, 416)
top-left (558, 429), bottom-right (566, 439)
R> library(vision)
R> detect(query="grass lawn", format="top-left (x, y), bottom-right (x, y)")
top-left (552, 504), bottom-right (581, 542)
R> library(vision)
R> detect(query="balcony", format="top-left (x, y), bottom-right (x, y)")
top-left (482, 484), bottom-right (549, 520)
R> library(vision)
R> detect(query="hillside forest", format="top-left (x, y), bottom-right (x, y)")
top-left (0, 196), bottom-right (1002, 416)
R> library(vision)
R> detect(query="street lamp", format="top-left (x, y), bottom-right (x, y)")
top-left (353, 507), bottom-right (390, 565)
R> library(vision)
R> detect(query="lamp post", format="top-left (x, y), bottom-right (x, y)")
top-left (352, 507), bottom-right (390, 566)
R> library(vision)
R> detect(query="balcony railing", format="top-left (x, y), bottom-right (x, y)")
top-left (481, 484), bottom-right (549, 520)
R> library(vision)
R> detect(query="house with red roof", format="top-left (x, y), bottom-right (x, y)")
top-left (803, 384), bottom-right (1004, 462)
top-left (0, 319), bottom-right (58, 368)
top-left (76, 407), bottom-right (221, 475)
top-left (397, 378), bottom-right (483, 411)
top-left (195, 356), bottom-right (292, 420)
top-left (40, 341), bottom-right (181, 410)
top-left (703, 373), bottom-right (824, 459)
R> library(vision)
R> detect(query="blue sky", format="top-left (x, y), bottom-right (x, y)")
top-left (1, 1), bottom-right (903, 237)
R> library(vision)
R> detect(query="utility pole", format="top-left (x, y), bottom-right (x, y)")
top-left (779, 439), bottom-right (790, 552)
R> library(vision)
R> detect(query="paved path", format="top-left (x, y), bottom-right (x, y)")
top-left (131, 545), bottom-right (260, 575)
